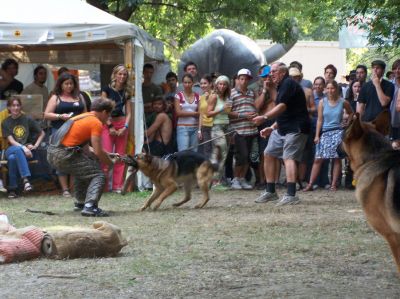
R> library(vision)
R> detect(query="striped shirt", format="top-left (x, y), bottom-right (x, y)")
top-left (230, 88), bottom-right (258, 136)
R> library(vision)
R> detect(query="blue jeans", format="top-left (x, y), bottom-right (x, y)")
top-left (176, 126), bottom-right (198, 152)
top-left (6, 145), bottom-right (33, 190)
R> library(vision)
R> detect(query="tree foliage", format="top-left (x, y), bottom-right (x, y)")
top-left (88, 0), bottom-right (399, 57)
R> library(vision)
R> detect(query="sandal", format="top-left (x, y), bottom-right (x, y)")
top-left (23, 181), bottom-right (33, 192)
top-left (329, 185), bottom-right (337, 191)
top-left (302, 184), bottom-right (314, 192)
top-left (62, 189), bottom-right (72, 198)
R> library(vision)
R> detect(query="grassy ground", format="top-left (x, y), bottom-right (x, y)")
top-left (0, 187), bottom-right (400, 298)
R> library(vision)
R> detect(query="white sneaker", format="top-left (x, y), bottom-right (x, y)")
top-left (255, 191), bottom-right (278, 203)
top-left (239, 178), bottom-right (253, 190)
top-left (231, 177), bottom-right (242, 190)
top-left (276, 194), bottom-right (300, 206)
top-left (0, 180), bottom-right (6, 193)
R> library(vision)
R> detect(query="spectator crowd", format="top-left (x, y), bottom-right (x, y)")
top-left (0, 56), bottom-right (399, 212)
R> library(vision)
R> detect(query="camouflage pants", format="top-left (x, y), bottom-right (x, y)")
top-left (47, 144), bottom-right (105, 206)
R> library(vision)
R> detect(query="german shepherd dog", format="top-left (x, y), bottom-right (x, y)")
top-left (121, 151), bottom-right (216, 211)
top-left (342, 110), bottom-right (400, 273)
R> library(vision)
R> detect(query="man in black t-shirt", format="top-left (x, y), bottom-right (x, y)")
top-left (253, 62), bottom-right (310, 206)
top-left (357, 60), bottom-right (395, 122)
top-left (0, 59), bottom-right (23, 102)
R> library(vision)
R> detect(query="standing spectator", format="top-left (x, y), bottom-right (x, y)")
top-left (100, 65), bottom-right (132, 193)
top-left (346, 79), bottom-right (362, 112)
top-left (164, 71), bottom-right (178, 113)
top-left (207, 75), bottom-right (232, 182)
top-left (21, 65), bottom-right (49, 110)
top-left (311, 77), bottom-right (329, 189)
top-left (0, 59), bottom-right (23, 109)
top-left (142, 63), bottom-right (163, 115)
top-left (2, 97), bottom-right (45, 198)
top-left (324, 64), bottom-right (337, 83)
top-left (390, 59), bottom-right (400, 149)
top-left (357, 60), bottom-right (395, 122)
top-left (179, 61), bottom-right (202, 95)
top-left (355, 64), bottom-right (368, 85)
top-left (289, 67), bottom-right (316, 187)
top-left (174, 74), bottom-right (200, 151)
top-left (229, 69), bottom-right (264, 190)
top-left (197, 74), bottom-right (214, 158)
top-left (253, 63), bottom-right (310, 205)
top-left (289, 61), bottom-right (313, 89)
top-left (44, 73), bottom-right (87, 197)
top-left (303, 80), bottom-right (352, 192)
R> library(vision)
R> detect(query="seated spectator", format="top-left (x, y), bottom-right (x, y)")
top-left (144, 96), bottom-right (173, 156)
top-left (1, 97), bottom-right (45, 198)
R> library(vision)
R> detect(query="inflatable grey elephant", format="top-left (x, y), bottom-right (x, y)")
top-left (178, 29), bottom-right (297, 81)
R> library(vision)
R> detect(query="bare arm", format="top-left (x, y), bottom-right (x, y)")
top-left (306, 88), bottom-right (316, 115)
top-left (145, 113), bottom-right (166, 137)
top-left (315, 100), bottom-right (323, 142)
top-left (372, 77), bottom-right (391, 107)
top-left (396, 91), bottom-right (400, 112)
top-left (206, 94), bottom-right (219, 117)
top-left (356, 102), bottom-right (365, 117)
top-left (91, 135), bottom-right (113, 166)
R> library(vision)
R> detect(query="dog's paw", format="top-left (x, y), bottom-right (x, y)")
top-left (194, 204), bottom-right (203, 209)
top-left (139, 206), bottom-right (147, 211)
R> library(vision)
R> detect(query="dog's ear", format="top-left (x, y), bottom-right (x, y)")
top-left (371, 109), bottom-right (390, 136)
top-left (344, 113), bottom-right (364, 141)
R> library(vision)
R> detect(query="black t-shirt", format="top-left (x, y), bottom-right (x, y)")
top-left (102, 86), bottom-right (126, 117)
top-left (358, 79), bottom-right (395, 121)
top-left (2, 114), bottom-right (41, 145)
top-left (276, 76), bottom-right (310, 135)
top-left (0, 79), bottom-right (23, 99)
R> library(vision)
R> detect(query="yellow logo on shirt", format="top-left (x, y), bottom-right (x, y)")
top-left (13, 125), bottom-right (26, 139)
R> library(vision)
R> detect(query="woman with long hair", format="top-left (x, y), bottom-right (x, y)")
top-left (3, 97), bottom-right (45, 198)
top-left (101, 65), bottom-right (132, 193)
top-left (207, 75), bottom-right (232, 181)
top-left (174, 73), bottom-right (200, 151)
top-left (45, 72), bottom-right (86, 197)
top-left (303, 80), bottom-right (353, 191)
top-left (197, 74), bottom-right (214, 158)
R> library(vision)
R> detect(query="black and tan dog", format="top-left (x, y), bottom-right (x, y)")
top-left (121, 150), bottom-right (216, 211)
top-left (342, 110), bottom-right (400, 273)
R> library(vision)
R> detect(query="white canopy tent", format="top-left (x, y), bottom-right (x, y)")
top-left (0, 0), bottom-right (164, 167)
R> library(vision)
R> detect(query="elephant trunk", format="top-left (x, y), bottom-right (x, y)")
top-left (263, 26), bottom-right (299, 64)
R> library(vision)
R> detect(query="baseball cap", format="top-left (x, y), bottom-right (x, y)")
top-left (371, 60), bottom-right (386, 70)
top-left (259, 65), bottom-right (271, 78)
top-left (237, 68), bottom-right (253, 79)
top-left (289, 67), bottom-right (302, 77)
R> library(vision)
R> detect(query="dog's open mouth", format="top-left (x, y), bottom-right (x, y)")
top-left (120, 155), bottom-right (139, 171)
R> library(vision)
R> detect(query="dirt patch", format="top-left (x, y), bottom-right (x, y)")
top-left (1, 187), bottom-right (399, 298)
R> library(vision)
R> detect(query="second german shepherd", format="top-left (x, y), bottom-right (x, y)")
top-left (342, 110), bottom-right (400, 273)
top-left (122, 151), bottom-right (216, 211)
